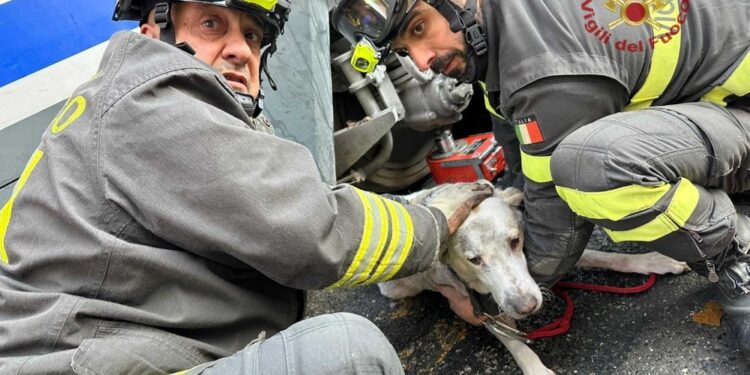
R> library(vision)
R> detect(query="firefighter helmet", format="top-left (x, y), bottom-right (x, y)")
top-left (332, 0), bottom-right (486, 81)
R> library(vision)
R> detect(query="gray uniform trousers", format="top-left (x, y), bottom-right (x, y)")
top-left (185, 313), bottom-right (404, 375)
top-left (9, 313), bottom-right (401, 375)
top-left (551, 102), bottom-right (750, 268)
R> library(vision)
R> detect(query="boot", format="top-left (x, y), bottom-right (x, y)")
top-left (716, 213), bottom-right (750, 361)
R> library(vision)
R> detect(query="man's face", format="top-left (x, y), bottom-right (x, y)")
top-left (145, 2), bottom-right (264, 97)
top-left (392, 1), bottom-right (467, 78)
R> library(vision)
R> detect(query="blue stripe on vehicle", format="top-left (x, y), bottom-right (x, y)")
top-left (0, 0), bottom-right (137, 86)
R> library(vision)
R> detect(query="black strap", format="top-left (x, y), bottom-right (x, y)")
top-left (426, 0), bottom-right (487, 56)
top-left (445, 266), bottom-right (501, 316)
top-left (154, 1), bottom-right (178, 46)
top-left (260, 46), bottom-right (278, 91)
top-left (153, 1), bottom-right (169, 27)
top-left (462, 0), bottom-right (488, 56)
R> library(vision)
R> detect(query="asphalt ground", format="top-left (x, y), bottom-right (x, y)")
top-left (305, 227), bottom-right (750, 375)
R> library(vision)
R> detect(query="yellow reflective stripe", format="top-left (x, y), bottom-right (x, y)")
top-left (374, 202), bottom-right (415, 283)
top-left (702, 51), bottom-right (750, 106)
top-left (328, 189), bottom-right (375, 288)
top-left (350, 195), bottom-right (389, 286)
top-left (171, 362), bottom-right (207, 375)
top-left (1, 150), bottom-right (44, 264)
top-left (479, 81), bottom-right (504, 119)
top-left (665, 179), bottom-right (700, 225)
top-left (367, 199), bottom-right (413, 283)
top-left (603, 215), bottom-right (675, 242)
top-left (51, 96), bottom-right (86, 134)
top-left (556, 183), bottom-right (670, 221)
top-left (624, 5), bottom-right (681, 111)
top-left (328, 189), bottom-right (416, 288)
top-left (240, 0), bottom-right (277, 11)
top-left (604, 178), bottom-right (699, 242)
top-left (365, 200), bottom-right (401, 284)
top-left (520, 151), bottom-right (552, 184)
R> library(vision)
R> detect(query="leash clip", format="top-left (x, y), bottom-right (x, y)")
top-left (482, 313), bottom-right (533, 344)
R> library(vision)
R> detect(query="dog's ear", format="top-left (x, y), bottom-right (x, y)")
top-left (494, 187), bottom-right (524, 207)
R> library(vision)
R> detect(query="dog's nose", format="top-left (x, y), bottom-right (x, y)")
top-left (510, 295), bottom-right (539, 315)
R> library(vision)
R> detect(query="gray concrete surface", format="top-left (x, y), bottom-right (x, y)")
top-left (306, 228), bottom-right (750, 375)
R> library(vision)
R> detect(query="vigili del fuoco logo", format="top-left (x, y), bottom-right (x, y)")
top-left (581, 0), bottom-right (690, 52)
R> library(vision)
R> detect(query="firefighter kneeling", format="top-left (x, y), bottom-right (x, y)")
top-left (0, 0), bottom-right (495, 373)
top-left (331, 0), bottom-right (750, 361)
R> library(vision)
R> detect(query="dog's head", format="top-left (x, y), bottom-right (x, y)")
top-left (444, 187), bottom-right (542, 319)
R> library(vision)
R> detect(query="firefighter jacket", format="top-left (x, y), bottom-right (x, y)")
top-left (479, 0), bottom-right (750, 283)
top-left (0, 31), bottom-right (447, 373)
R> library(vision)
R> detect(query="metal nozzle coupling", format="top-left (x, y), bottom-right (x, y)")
top-left (435, 128), bottom-right (457, 155)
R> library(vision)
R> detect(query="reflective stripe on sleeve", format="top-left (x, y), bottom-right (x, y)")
top-left (624, 5), bottom-right (682, 111)
top-left (702, 50), bottom-right (750, 106)
top-left (557, 178), bottom-right (699, 242)
top-left (349, 193), bottom-right (390, 286)
top-left (479, 82), bottom-right (505, 119)
top-left (521, 150), bottom-right (552, 184)
top-left (1, 149), bottom-right (44, 264)
top-left (328, 189), bottom-right (415, 288)
top-left (368, 201), bottom-right (414, 284)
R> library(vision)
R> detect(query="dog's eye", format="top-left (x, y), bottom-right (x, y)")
top-left (510, 237), bottom-right (520, 249)
top-left (468, 256), bottom-right (482, 266)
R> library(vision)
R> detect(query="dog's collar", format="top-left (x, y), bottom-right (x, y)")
top-left (446, 267), bottom-right (533, 343)
top-left (482, 313), bottom-right (533, 344)
top-left (470, 289), bottom-right (533, 343)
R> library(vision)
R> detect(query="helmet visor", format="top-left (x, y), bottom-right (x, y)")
top-left (332, 0), bottom-right (414, 49)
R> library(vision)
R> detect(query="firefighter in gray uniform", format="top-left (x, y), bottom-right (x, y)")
top-left (0, 0), bottom-right (495, 373)
top-left (332, 0), bottom-right (750, 360)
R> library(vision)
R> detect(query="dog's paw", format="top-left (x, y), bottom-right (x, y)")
top-left (518, 362), bottom-right (555, 375)
top-left (627, 252), bottom-right (690, 275)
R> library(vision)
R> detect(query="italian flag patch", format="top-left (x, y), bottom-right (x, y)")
top-left (512, 116), bottom-right (544, 145)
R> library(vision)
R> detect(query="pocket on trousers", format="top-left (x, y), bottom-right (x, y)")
top-left (70, 323), bottom-right (211, 375)
top-left (649, 218), bottom-right (734, 262)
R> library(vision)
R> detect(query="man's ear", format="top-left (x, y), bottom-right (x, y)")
top-left (140, 22), bottom-right (160, 39)
top-left (140, 9), bottom-right (160, 39)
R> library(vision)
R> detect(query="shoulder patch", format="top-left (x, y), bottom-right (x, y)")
top-left (511, 115), bottom-right (544, 145)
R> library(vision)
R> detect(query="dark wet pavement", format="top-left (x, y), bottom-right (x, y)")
top-left (306, 228), bottom-right (750, 375)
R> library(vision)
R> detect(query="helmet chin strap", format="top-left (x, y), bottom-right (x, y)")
top-left (154, 2), bottom-right (177, 45)
top-left (153, 1), bottom-right (264, 118)
top-left (425, 0), bottom-right (488, 82)
top-left (236, 90), bottom-right (264, 118)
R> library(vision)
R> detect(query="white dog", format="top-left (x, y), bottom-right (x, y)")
top-left (379, 187), bottom-right (689, 374)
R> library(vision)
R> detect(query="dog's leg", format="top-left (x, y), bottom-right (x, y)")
top-left (486, 318), bottom-right (555, 375)
top-left (577, 249), bottom-right (690, 275)
top-left (378, 278), bottom-right (425, 299)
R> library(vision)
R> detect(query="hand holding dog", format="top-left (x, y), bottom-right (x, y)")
top-left (412, 181), bottom-right (494, 235)
top-left (435, 284), bottom-right (487, 326)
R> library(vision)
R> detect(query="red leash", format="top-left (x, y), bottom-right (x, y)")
top-left (526, 273), bottom-right (657, 340)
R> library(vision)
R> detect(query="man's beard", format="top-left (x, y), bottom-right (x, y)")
top-left (429, 49), bottom-right (467, 79)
